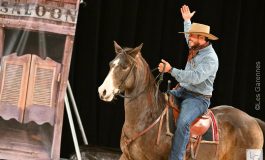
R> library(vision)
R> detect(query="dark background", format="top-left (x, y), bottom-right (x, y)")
top-left (61, 0), bottom-right (264, 158)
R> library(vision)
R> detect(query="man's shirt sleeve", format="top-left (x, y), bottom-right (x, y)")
top-left (170, 55), bottom-right (218, 85)
top-left (184, 20), bottom-right (191, 45)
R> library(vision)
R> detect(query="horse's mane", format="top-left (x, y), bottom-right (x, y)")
top-left (128, 51), bottom-right (165, 111)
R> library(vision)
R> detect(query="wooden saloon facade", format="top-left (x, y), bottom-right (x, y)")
top-left (0, 0), bottom-right (80, 159)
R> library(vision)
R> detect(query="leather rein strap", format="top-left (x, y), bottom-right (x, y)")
top-left (121, 58), bottom-right (169, 146)
top-left (124, 105), bottom-right (169, 146)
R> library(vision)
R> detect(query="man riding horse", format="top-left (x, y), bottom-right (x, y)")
top-left (158, 5), bottom-right (219, 160)
top-left (98, 4), bottom-right (263, 160)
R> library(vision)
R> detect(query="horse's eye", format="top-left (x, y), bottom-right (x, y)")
top-left (122, 66), bottom-right (128, 70)
top-left (121, 65), bottom-right (128, 70)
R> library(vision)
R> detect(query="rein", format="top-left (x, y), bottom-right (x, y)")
top-left (123, 104), bottom-right (169, 147)
top-left (155, 63), bottom-right (166, 103)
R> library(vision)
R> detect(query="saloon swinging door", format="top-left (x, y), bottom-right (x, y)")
top-left (0, 53), bottom-right (61, 125)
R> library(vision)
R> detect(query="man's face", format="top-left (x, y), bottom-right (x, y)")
top-left (188, 33), bottom-right (201, 48)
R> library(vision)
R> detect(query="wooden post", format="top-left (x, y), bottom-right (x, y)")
top-left (0, 27), bottom-right (4, 59)
top-left (51, 35), bottom-right (74, 159)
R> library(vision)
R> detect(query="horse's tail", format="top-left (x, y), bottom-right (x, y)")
top-left (255, 118), bottom-right (265, 139)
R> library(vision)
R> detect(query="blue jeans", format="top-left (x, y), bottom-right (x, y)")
top-left (168, 87), bottom-right (210, 160)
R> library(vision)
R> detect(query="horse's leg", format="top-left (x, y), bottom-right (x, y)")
top-left (120, 130), bottom-right (131, 160)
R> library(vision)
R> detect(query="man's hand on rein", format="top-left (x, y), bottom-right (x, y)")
top-left (158, 59), bottom-right (172, 73)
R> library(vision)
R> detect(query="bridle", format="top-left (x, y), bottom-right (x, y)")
top-left (113, 49), bottom-right (166, 101)
top-left (111, 49), bottom-right (169, 151)
top-left (113, 50), bottom-right (139, 99)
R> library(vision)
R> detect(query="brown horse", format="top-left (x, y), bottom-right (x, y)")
top-left (98, 42), bottom-right (264, 160)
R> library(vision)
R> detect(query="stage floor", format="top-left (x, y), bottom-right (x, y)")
top-left (0, 118), bottom-right (53, 159)
top-left (69, 145), bottom-right (121, 160)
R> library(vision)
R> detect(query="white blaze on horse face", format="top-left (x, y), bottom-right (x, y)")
top-left (98, 58), bottom-right (120, 102)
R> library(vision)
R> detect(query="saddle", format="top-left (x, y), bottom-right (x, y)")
top-left (166, 93), bottom-right (212, 138)
top-left (165, 93), bottom-right (219, 159)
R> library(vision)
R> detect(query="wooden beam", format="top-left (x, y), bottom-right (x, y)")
top-left (0, 18), bottom-right (76, 36)
top-left (0, 27), bottom-right (4, 59)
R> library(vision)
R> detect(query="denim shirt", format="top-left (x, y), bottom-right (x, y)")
top-left (170, 20), bottom-right (219, 96)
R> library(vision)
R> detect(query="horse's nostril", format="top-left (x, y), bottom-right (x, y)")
top-left (103, 89), bottom-right (106, 96)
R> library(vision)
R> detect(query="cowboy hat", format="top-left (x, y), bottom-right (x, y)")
top-left (179, 23), bottom-right (218, 40)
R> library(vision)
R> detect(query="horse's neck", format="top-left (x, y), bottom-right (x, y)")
top-left (124, 59), bottom-right (165, 131)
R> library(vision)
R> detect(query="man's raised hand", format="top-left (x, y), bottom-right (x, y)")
top-left (180, 5), bottom-right (195, 21)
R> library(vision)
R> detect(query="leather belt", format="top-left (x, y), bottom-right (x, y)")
top-left (174, 84), bottom-right (212, 99)
top-left (183, 88), bottom-right (212, 99)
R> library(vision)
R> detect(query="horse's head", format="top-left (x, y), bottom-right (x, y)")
top-left (98, 41), bottom-right (143, 102)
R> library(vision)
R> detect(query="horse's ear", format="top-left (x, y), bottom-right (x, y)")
top-left (114, 41), bottom-right (123, 54)
top-left (129, 43), bottom-right (143, 58)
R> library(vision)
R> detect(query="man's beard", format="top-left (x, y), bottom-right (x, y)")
top-left (189, 41), bottom-right (200, 49)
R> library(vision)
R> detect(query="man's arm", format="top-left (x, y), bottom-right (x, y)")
top-left (170, 55), bottom-right (218, 85)
top-left (180, 5), bottom-right (195, 44)
top-left (158, 56), bottom-right (218, 85)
